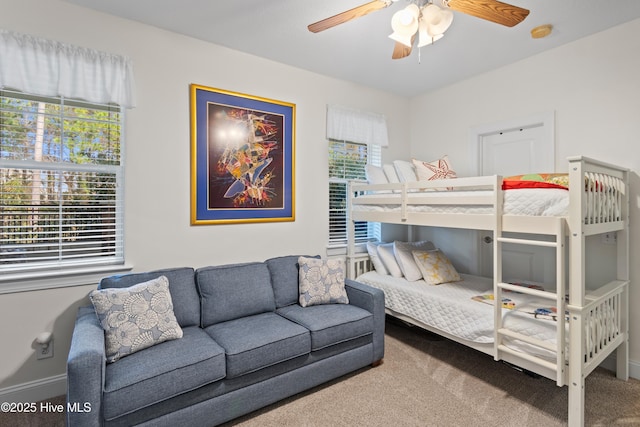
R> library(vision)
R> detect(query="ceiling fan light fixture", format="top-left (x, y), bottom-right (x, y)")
top-left (389, 4), bottom-right (420, 47)
top-left (389, 31), bottom-right (415, 47)
top-left (421, 4), bottom-right (454, 36)
top-left (391, 4), bottom-right (419, 29)
top-left (404, 3), bottom-right (421, 20)
top-left (421, 4), bottom-right (441, 24)
top-left (418, 29), bottom-right (444, 47)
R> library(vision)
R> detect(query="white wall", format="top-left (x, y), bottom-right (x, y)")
top-left (408, 18), bottom-right (640, 369)
top-left (2, 0), bottom-right (638, 402)
top-left (0, 0), bottom-right (410, 398)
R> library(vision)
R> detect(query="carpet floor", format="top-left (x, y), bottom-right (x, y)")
top-left (3, 317), bottom-right (639, 426)
top-left (222, 318), bottom-right (640, 427)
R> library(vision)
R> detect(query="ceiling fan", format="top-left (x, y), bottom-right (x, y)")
top-left (308, 0), bottom-right (530, 60)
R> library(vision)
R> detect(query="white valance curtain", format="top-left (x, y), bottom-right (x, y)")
top-left (0, 29), bottom-right (136, 108)
top-left (326, 104), bottom-right (389, 147)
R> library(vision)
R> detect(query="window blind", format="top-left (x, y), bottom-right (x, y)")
top-left (328, 140), bottom-right (381, 245)
top-left (0, 90), bottom-right (123, 272)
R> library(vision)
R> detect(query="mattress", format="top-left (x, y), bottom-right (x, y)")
top-left (355, 271), bottom-right (563, 360)
top-left (353, 188), bottom-right (570, 216)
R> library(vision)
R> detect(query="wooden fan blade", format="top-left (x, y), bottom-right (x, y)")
top-left (308, 0), bottom-right (391, 33)
top-left (446, 0), bottom-right (529, 27)
top-left (392, 37), bottom-right (415, 60)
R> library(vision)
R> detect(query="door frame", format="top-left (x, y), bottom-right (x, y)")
top-left (467, 111), bottom-right (556, 175)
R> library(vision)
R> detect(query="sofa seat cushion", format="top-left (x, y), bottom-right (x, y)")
top-left (102, 326), bottom-right (226, 421)
top-left (205, 312), bottom-right (310, 379)
top-left (276, 304), bottom-right (373, 351)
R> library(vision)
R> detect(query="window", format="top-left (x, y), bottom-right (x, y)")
top-left (0, 90), bottom-right (124, 273)
top-left (328, 139), bottom-right (381, 246)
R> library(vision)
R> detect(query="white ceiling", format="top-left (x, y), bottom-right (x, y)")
top-left (62, 0), bottom-right (640, 97)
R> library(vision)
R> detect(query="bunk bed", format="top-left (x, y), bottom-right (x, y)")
top-left (346, 156), bottom-right (630, 427)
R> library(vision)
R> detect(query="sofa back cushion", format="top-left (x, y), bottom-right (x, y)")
top-left (266, 255), bottom-right (320, 308)
top-left (197, 262), bottom-right (276, 327)
top-left (99, 267), bottom-right (199, 328)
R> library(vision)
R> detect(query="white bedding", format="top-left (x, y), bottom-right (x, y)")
top-left (353, 188), bottom-right (570, 216)
top-left (356, 271), bottom-right (563, 360)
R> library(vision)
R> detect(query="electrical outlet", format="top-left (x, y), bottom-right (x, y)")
top-left (36, 341), bottom-right (53, 360)
top-left (601, 232), bottom-right (617, 245)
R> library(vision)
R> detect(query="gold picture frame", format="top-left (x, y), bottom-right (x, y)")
top-left (190, 84), bottom-right (295, 225)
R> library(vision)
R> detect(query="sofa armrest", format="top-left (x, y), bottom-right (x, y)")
top-left (67, 305), bottom-right (105, 427)
top-left (345, 279), bottom-right (385, 363)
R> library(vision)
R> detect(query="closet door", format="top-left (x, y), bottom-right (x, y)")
top-left (480, 124), bottom-right (550, 176)
top-left (479, 123), bottom-right (556, 284)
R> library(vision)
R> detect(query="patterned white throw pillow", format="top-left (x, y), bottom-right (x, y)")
top-left (90, 276), bottom-right (183, 363)
top-left (412, 249), bottom-right (461, 285)
top-left (298, 257), bottom-right (349, 307)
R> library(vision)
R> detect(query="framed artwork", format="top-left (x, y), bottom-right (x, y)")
top-left (190, 84), bottom-right (295, 225)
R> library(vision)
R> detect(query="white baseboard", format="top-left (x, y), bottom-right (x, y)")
top-left (0, 374), bottom-right (66, 403)
top-left (600, 354), bottom-right (640, 380)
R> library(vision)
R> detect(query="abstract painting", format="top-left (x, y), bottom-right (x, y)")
top-left (190, 84), bottom-right (295, 224)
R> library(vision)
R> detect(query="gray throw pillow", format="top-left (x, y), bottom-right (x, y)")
top-left (298, 257), bottom-right (349, 307)
top-left (89, 275), bottom-right (183, 363)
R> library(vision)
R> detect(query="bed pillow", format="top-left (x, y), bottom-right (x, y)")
top-left (412, 249), bottom-right (461, 285)
top-left (393, 160), bottom-right (418, 182)
top-left (502, 173), bottom-right (569, 190)
top-left (365, 164), bottom-right (389, 185)
top-left (298, 257), bottom-right (349, 307)
top-left (383, 164), bottom-right (400, 183)
top-left (377, 243), bottom-right (403, 278)
top-left (89, 276), bottom-right (183, 363)
top-left (393, 240), bottom-right (436, 281)
top-left (367, 242), bottom-right (389, 275)
top-left (412, 155), bottom-right (457, 182)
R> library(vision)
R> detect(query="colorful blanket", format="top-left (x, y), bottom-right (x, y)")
top-left (502, 172), bottom-right (616, 193)
top-left (502, 173), bottom-right (569, 190)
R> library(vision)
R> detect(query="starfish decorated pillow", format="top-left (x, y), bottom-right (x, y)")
top-left (412, 155), bottom-right (457, 189)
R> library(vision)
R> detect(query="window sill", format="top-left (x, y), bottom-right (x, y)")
top-left (0, 264), bottom-right (134, 294)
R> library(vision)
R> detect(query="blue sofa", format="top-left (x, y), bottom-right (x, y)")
top-left (66, 255), bottom-right (385, 426)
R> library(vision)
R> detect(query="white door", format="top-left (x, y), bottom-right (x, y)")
top-left (480, 124), bottom-right (551, 176)
top-left (476, 115), bottom-right (556, 283)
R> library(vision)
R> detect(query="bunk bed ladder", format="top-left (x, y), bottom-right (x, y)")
top-left (493, 219), bottom-right (566, 387)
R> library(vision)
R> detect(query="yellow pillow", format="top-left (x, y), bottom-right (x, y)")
top-left (412, 249), bottom-right (461, 285)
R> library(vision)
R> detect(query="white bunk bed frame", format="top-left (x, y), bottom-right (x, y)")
top-left (346, 156), bottom-right (630, 427)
